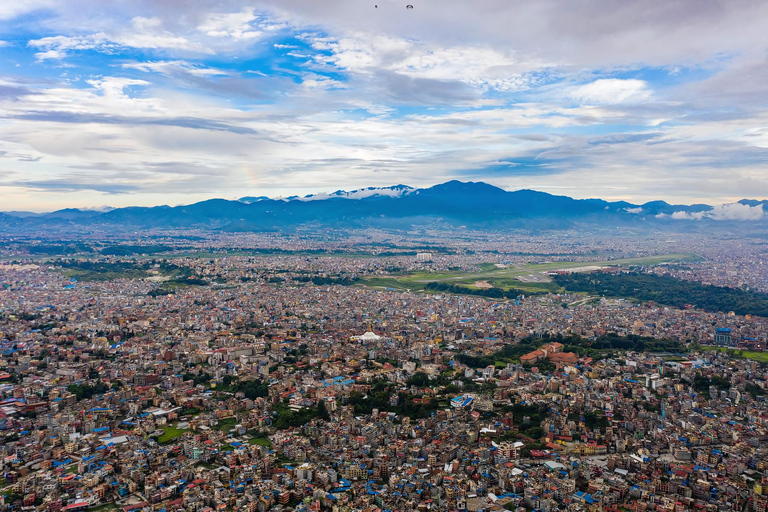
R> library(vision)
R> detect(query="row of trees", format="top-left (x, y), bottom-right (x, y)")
top-left (425, 281), bottom-right (537, 299)
top-left (101, 245), bottom-right (175, 256)
top-left (293, 276), bottom-right (358, 286)
top-left (272, 402), bottom-right (318, 429)
top-left (347, 389), bottom-right (441, 419)
top-left (25, 243), bottom-right (93, 255)
top-left (67, 382), bottom-right (109, 400)
top-left (560, 333), bottom-right (684, 354)
top-left (456, 337), bottom-right (545, 368)
top-left (554, 271), bottom-right (768, 317)
top-left (691, 373), bottom-right (730, 398)
top-left (455, 333), bottom-right (685, 371)
top-left (230, 378), bottom-right (270, 400)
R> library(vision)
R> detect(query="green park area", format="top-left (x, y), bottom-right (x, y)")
top-left (88, 504), bottom-right (120, 512)
top-left (213, 417), bottom-right (239, 431)
top-left (701, 346), bottom-right (768, 363)
top-left (157, 425), bottom-right (188, 444)
top-left (358, 253), bottom-right (699, 296)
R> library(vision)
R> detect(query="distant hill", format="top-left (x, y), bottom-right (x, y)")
top-left (3, 211), bottom-right (42, 218)
top-left (1, 180), bottom-right (766, 232)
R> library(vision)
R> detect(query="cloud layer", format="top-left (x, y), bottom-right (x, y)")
top-left (0, 0), bottom-right (767, 210)
top-left (670, 203), bottom-right (765, 221)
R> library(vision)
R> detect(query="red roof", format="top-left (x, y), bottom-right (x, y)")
top-left (63, 502), bottom-right (89, 510)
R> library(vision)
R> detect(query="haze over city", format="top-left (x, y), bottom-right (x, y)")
top-left (1, 0), bottom-right (768, 210)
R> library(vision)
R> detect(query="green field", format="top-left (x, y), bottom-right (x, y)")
top-left (359, 253), bottom-right (700, 296)
top-left (249, 436), bottom-right (272, 447)
top-left (63, 268), bottom-right (151, 281)
top-left (157, 425), bottom-right (188, 444)
top-left (701, 346), bottom-right (768, 362)
top-left (521, 253), bottom-right (700, 270)
top-left (88, 504), bottom-right (119, 512)
top-left (213, 417), bottom-right (239, 431)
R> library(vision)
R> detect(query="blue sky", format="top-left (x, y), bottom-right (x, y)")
top-left (1, 0), bottom-right (767, 210)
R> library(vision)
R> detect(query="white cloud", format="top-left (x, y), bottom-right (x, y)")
top-left (0, 0), bottom-right (55, 20)
top-left (710, 203), bottom-right (765, 220)
top-left (29, 33), bottom-right (111, 60)
top-left (34, 49), bottom-right (67, 61)
top-left (571, 79), bottom-right (651, 105)
top-left (117, 17), bottom-right (212, 53)
top-left (197, 9), bottom-right (261, 40)
top-left (671, 203), bottom-right (764, 220)
top-left (306, 33), bottom-right (549, 91)
top-left (260, 0), bottom-right (768, 71)
top-left (86, 77), bottom-right (149, 98)
top-left (28, 17), bottom-right (211, 60)
top-left (122, 60), bottom-right (228, 76)
top-left (300, 73), bottom-right (347, 91)
top-left (6, 0), bottom-right (768, 207)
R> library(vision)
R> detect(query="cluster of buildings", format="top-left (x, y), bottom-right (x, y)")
top-left (0, 238), bottom-right (767, 511)
top-left (519, 342), bottom-right (580, 366)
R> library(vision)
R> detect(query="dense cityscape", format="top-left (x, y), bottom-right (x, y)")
top-left (3, 0), bottom-right (768, 511)
top-left (1, 229), bottom-right (767, 512)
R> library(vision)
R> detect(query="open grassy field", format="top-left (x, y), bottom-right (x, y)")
top-left (701, 346), bottom-right (768, 362)
top-left (356, 276), bottom-right (554, 294)
top-left (213, 417), bottom-right (239, 431)
top-left (88, 504), bottom-right (119, 511)
top-left (62, 267), bottom-right (151, 281)
top-left (521, 253), bottom-right (701, 271)
top-left (157, 425), bottom-right (188, 444)
top-left (358, 253), bottom-right (700, 296)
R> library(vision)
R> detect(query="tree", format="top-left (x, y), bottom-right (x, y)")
top-left (68, 383), bottom-right (108, 400)
top-left (406, 372), bottom-right (430, 388)
top-left (317, 399), bottom-right (331, 421)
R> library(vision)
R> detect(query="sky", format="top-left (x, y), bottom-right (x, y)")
top-left (1, 0), bottom-right (767, 211)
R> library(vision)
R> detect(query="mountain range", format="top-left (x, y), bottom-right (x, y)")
top-left (2, 181), bottom-right (766, 232)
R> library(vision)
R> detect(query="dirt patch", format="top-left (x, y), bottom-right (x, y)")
top-left (145, 275), bottom-right (171, 282)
